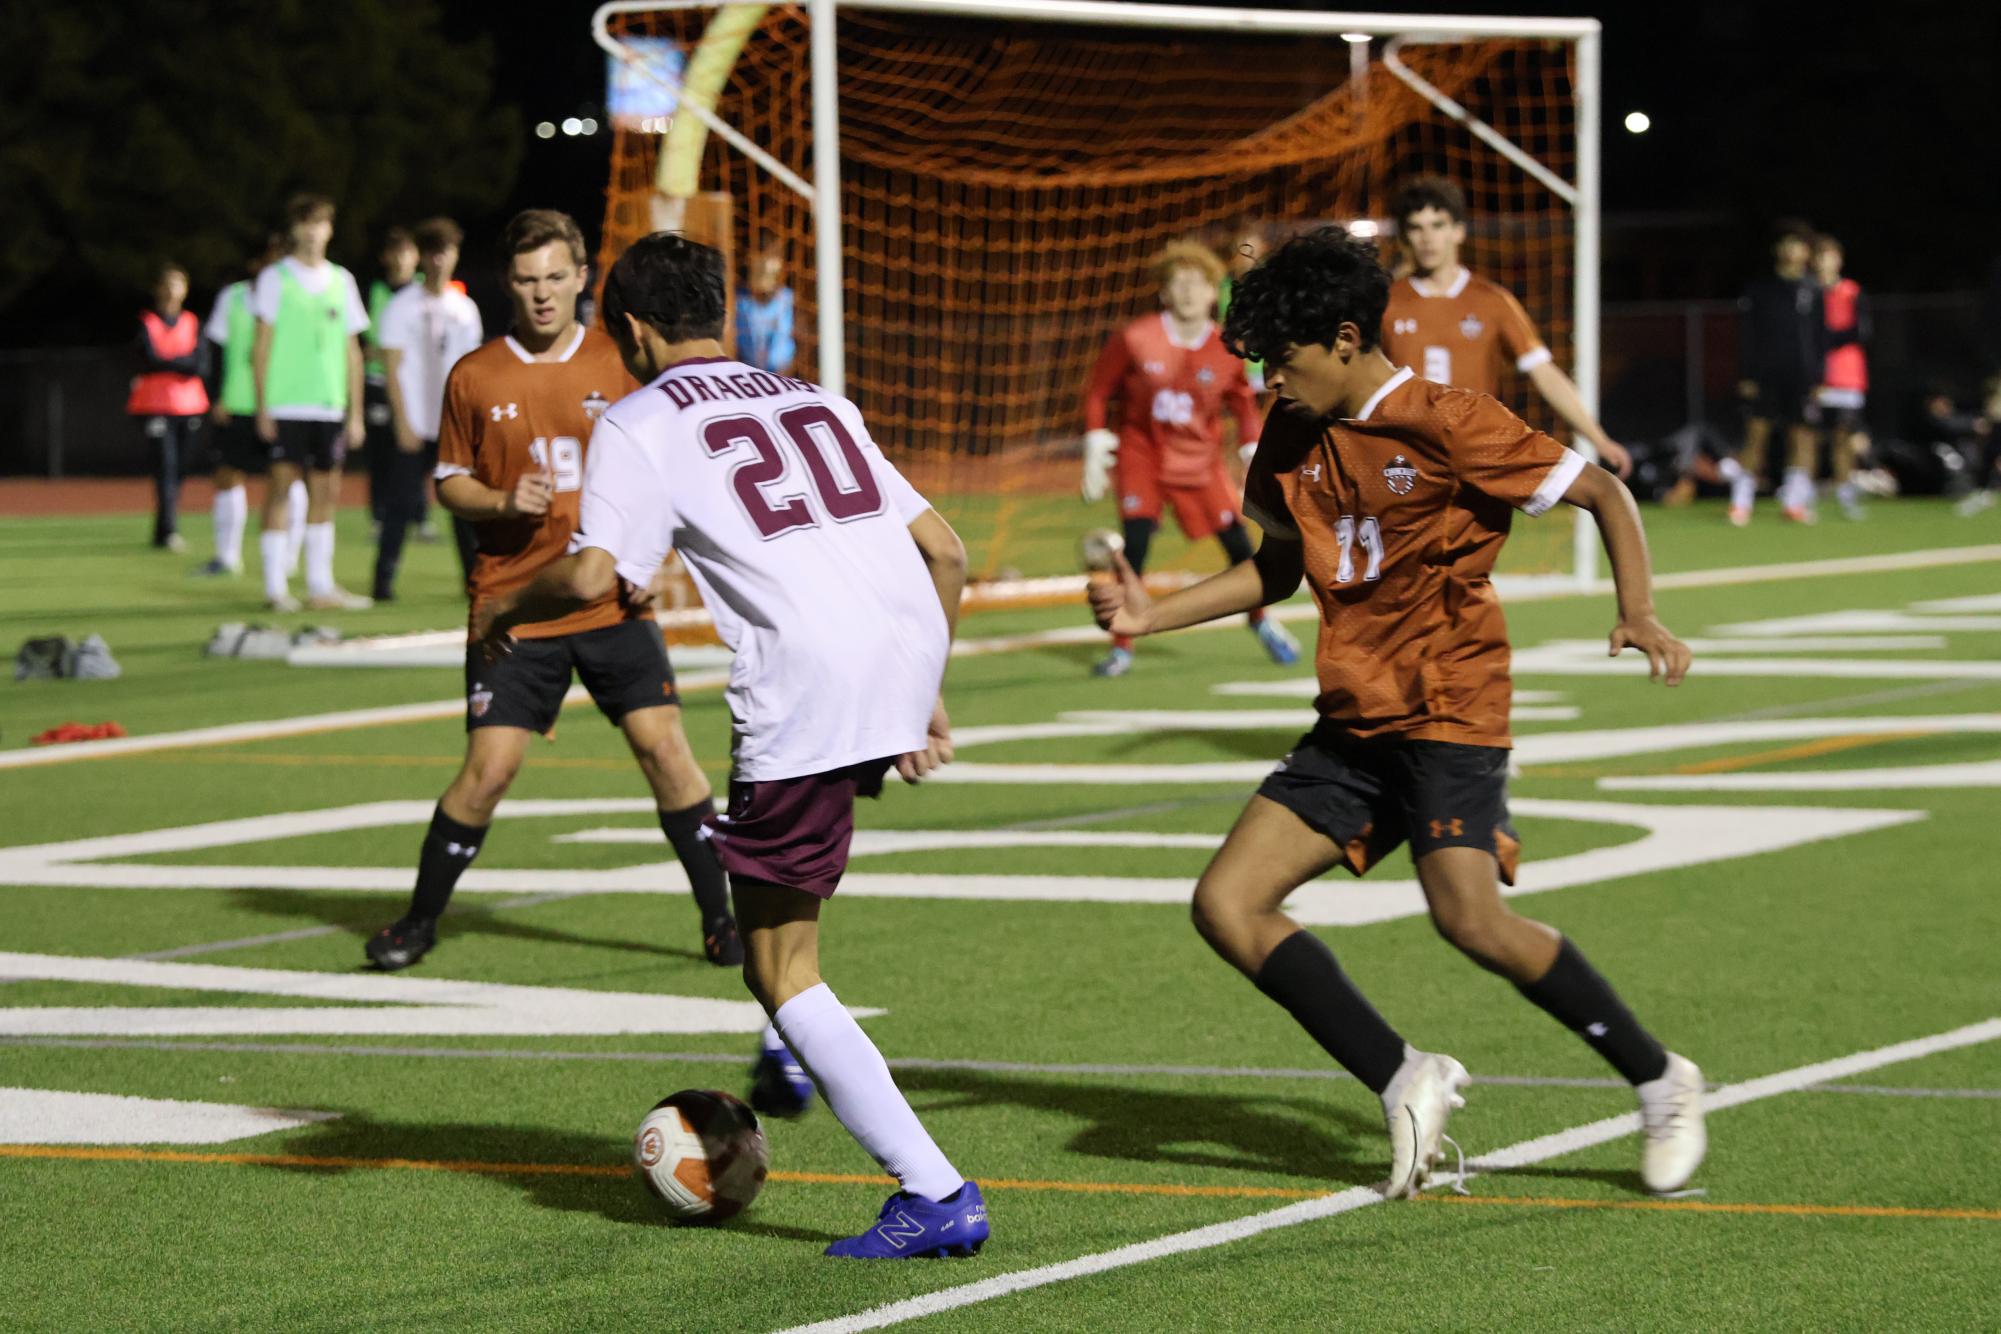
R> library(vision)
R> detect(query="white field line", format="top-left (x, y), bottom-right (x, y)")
top-left (774, 1017), bottom-right (2001, 1334)
top-left (5, 544), bottom-right (1996, 772)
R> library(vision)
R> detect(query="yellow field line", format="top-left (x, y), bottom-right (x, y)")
top-left (4, 1144), bottom-right (1996, 1221)
top-left (1669, 730), bottom-right (1937, 776)
top-left (1414, 1192), bottom-right (2001, 1223)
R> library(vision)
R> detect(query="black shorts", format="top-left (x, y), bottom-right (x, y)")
top-left (464, 618), bottom-right (678, 734)
top-left (1747, 380), bottom-right (1813, 429)
top-left (212, 416), bottom-right (266, 473)
top-left (271, 418), bottom-right (347, 472)
top-left (1257, 725), bottom-right (1520, 884)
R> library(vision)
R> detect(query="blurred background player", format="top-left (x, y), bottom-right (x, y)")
top-left (1080, 240), bottom-right (1300, 677)
top-left (479, 232), bottom-right (986, 1260)
top-left (1736, 221), bottom-right (1825, 524)
top-left (1382, 178), bottom-right (1633, 480)
top-left (1093, 227), bottom-right (1704, 1199)
top-left (372, 216), bottom-right (483, 601)
top-left (364, 209), bottom-right (739, 973)
top-left (126, 261), bottom-right (208, 554)
top-left (199, 235), bottom-right (283, 577)
top-left (251, 192), bottom-right (371, 611)
top-left (1218, 223), bottom-right (1268, 390)
top-left (1813, 234), bottom-right (1872, 520)
top-left (735, 246), bottom-right (796, 375)
top-left (364, 227), bottom-right (419, 537)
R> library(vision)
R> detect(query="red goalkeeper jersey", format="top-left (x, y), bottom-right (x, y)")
top-left (1083, 313), bottom-right (1260, 488)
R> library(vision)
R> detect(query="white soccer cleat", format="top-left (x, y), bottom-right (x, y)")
top-left (266, 592), bottom-right (302, 614)
top-left (306, 587), bottom-right (375, 612)
top-left (1381, 1048), bottom-right (1469, 1199)
top-left (1636, 1051), bottom-right (1707, 1194)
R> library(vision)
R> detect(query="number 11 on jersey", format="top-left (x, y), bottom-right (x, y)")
top-left (1332, 515), bottom-right (1383, 584)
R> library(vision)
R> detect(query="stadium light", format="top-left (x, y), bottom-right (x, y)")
top-left (1624, 110), bottom-right (1651, 134)
top-left (580, 117), bottom-right (600, 135)
top-left (1340, 31), bottom-right (1370, 43)
top-left (534, 121), bottom-right (556, 139)
top-left (561, 117), bottom-right (583, 136)
top-left (1348, 218), bottom-right (1381, 239)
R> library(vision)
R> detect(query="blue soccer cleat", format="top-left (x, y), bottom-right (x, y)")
top-left (748, 1034), bottom-right (815, 1118)
top-left (825, 1180), bottom-right (989, 1259)
top-left (1253, 617), bottom-right (1301, 666)
top-left (1092, 646), bottom-right (1134, 677)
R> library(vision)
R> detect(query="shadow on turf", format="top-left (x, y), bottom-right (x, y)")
top-left (896, 1067), bottom-right (1385, 1186)
top-left (268, 1115), bottom-right (842, 1242)
top-left (224, 888), bottom-right (710, 966)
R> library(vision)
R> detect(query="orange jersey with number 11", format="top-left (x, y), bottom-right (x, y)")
top-left (435, 326), bottom-right (640, 639)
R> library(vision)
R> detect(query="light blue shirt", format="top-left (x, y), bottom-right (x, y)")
top-left (736, 287), bottom-right (796, 374)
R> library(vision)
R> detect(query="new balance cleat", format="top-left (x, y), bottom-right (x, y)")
top-left (825, 1181), bottom-right (989, 1259)
top-left (364, 916), bottom-right (436, 972)
top-left (1637, 1051), bottom-right (1707, 1193)
top-left (703, 914), bottom-right (744, 967)
top-left (1253, 617), bottom-right (1301, 665)
top-left (1381, 1049), bottom-right (1470, 1199)
top-left (748, 1036), bottom-right (815, 1118)
top-left (1091, 646), bottom-right (1134, 678)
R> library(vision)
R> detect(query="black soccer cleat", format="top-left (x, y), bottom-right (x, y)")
top-left (365, 916), bottom-right (437, 972)
top-left (703, 914), bottom-right (744, 967)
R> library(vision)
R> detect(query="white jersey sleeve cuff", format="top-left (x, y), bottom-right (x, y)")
top-left (433, 464), bottom-right (471, 482)
top-left (1521, 449), bottom-right (1587, 518)
top-left (1515, 346), bottom-right (1553, 373)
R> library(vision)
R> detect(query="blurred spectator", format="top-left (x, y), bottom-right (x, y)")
top-left (373, 217), bottom-right (483, 601)
top-left (1928, 389), bottom-right (1999, 515)
top-left (735, 248), bottom-right (795, 374)
top-left (1812, 234), bottom-right (1872, 520)
top-left (1736, 220), bottom-right (1825, 523)
top-left (126, 262), bottom-right (209, 553)
top-left (197, 234), bottom-right (282, 576)
top-left (364, 227), bottom-right (419, 532)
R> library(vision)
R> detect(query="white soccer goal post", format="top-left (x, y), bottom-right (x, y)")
top-left (592, 1), bottom-right (1604, 589)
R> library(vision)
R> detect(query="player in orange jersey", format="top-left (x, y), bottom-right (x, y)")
top-left (1383, 178), bottom-right (1632, 479)
top-left (364, 209), bottom-right (740, 974)
top-left (1081, 241), bottom-right (1299, 677)
top-left (1090, 228), bottom-right (1704, 1200)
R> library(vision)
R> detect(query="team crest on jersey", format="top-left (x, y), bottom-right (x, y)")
top-left (490, 403), bottom-right (518, 422)
top-left (1195, 367), bottom-right (1215, 385)
top-left (1383, 455), bottom-right (1419, 495)
top-left (581, 391), bottom-right (610, 421)
top-left (1143, 360), bottom-right (1166, 376)
top-left (469, 684), bottom-right (493, 718)
top-left (1459, 314), bottom-right (1484, 340)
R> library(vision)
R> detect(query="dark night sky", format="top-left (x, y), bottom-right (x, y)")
top-left (453, 0), bottom-right (1995, 302)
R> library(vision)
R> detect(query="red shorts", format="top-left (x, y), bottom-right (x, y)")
top-left (706, 759), bottom-right (893, 898)
top-left (1116, 451), bottom-right (1241, 541)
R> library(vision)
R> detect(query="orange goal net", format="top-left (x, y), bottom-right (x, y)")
top-left (600, 6), bottom-right (1584, 583)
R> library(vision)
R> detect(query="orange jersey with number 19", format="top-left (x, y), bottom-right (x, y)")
top-left (1243, 369), bottom-right (1584, 748)
top-left (435, 326), bottom-right (641, 639)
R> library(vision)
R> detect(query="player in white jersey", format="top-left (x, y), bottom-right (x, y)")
top-left (474, 234), bottom-right (987, 1260)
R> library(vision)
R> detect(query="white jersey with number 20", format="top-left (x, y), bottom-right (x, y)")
top-left (575, 356), bottom-right (946, 782)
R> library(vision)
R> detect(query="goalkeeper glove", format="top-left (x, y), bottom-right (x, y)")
top-left (1081, 429), bottom-right (1119, 503)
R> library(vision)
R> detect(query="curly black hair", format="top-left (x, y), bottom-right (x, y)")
top-left (602, 232), bottom-right (728, 344)
top-left (1221, 226), bottom-right (1390, 366)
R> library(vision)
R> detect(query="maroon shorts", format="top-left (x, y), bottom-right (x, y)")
top-left (706, 758), bottom-right (893, 899)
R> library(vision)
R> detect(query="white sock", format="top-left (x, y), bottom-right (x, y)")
top-left (213, 485), bottom-right (247, 569)
top-left (1782, 467), bottom-right (1813, 511)
top-left (772, 983), bottom-right (963, 1201)
top-left (1716, 456), bottom-right (1744, 482)
top-left (1723, 460), bottom-right (1756, 512)
top-left (260, 530), bottom-right (290, 602)
top-left (1836, 480), bottom-right (1859, 507)
top-left (303, 522), bottom-right (337, 599)
top-left (286, 481), bottom-right (309, 574)
top-left (761, 1021), bottom-right (787, 1055)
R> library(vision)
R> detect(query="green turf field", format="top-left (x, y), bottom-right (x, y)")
top-left (3, 498), bottom-right (1999, 1331)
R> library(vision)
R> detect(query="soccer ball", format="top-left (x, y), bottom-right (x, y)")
top-left (1077, 527), bottom-right (1125, 572)
top-left (633, 1089), bottom-right (770, 1223)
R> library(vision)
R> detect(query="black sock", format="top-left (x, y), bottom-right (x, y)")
top-left (660, 800), bottom-right (732, 924)
top-left (408, 805), bottom-right (487, 922)
top-left (1516, 937), bottom-right (1669, 1085)
top-left (1253, 929), bottom-right (1408, 1095)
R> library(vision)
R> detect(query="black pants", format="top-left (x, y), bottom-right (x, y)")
top-left (372, 441), bottom-right (434, 599)
top-left (140, 414), bottom-right (201, 545)
top-left (363, 380), bottom-right (393, 523)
